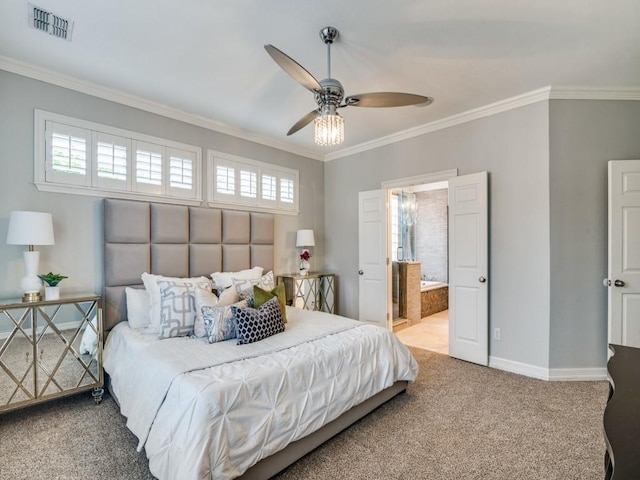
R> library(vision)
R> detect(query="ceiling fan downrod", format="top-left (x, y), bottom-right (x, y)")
top-left (319, 26), bottom-right (338, 80)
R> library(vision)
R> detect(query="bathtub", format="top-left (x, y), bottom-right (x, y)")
top-left (420, 281), bottom-right (448, 317)
top-left (421, 280), bottom-right (447, 292)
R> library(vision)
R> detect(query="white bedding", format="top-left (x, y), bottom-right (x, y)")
top-left (104, 307), bottom-right (418, 480)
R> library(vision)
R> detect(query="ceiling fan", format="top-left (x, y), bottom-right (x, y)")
top-left (265, 26), bottom-right (434, 146)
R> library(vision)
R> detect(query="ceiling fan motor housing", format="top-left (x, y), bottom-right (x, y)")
top-left (315, 78), bottom-right (344, 113)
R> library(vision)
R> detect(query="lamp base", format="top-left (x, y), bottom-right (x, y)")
top-left (22, 292), bottom-right (41, 303)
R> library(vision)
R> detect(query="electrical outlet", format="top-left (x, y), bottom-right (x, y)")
top-left (493, 328), bottom-right (501, 341)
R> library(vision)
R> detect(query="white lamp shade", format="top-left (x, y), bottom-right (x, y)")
top-left (296, 229), bottom-right (315, 247)
top-left (6, 211), bottom-right (55, 246)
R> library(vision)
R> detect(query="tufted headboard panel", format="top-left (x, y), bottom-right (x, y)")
top-left (103, 198), bottom-right (274, 331)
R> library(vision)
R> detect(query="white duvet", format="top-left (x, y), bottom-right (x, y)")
top-left (104, 307), bottom-right (418, 480)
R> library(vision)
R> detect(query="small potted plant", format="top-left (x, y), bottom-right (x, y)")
top-left (38, 272), bottom-right (68, 301)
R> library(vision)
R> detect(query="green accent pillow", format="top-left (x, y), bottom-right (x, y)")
top-left (253, 283), bottom-right (287, 323)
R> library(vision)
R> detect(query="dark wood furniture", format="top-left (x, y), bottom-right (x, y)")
top-left (604, 344), bottom-right (640, 479)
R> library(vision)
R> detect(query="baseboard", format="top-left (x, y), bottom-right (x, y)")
top-left (489, 356), bottom-right (607, 381)
top-left (547, 367), bottom-right (608, 381)
top-left (0, 320), bottom-right (82, 340)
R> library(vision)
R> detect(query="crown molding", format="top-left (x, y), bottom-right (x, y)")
top-left (3, 55), bottom-right (639, 163)
top-left (325, 85), bottom-right (640, 161)
top-left (548, 86), bottom-right (640, 100)
top-left (0, 55), bottom-right (323, 161)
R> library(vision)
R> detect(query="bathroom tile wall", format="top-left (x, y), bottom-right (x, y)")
top-left (415, 188), bottom-right (448, 282)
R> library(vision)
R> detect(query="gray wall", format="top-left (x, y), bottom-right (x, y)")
top-left (415, 189), bottom-right (448, 283)
top-left (548, 100), bottom-right (640, 369)
top-left (0, 70), bottom-right (324, 300)
top-left (325, 101), bottom-right (552, 369)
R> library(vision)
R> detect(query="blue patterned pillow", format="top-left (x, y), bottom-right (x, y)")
top-left (202, 300), bottom-right (247, 343)
top-left (232, 297), bottom-right (285, 345)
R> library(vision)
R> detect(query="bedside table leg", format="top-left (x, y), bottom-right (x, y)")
top-left (92, 387), bottom-right (104, 405)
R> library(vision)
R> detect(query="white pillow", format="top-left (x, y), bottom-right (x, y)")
top-left (125, 287), bottom-right (151, 329)
top-left (79, 316), bottom-right (98, 356)
top-left (141, 272), bottom-right (212, 333)
top-left (233, 271), bottom-right (275, 299)
top-left (211, 266), bottom-right (263, 291)
top-left (157, 280), bottom-right (210, 339)
top-left (218, 285), bottom-right (241, 306)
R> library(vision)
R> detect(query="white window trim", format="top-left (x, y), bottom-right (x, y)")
top-left (34, 110), bottom-right (202, 206)
top-left (207, 149), bottom-right (299, 215)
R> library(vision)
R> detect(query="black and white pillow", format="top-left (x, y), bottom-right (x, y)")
top-left (233, 296), bottom-right (285, 345)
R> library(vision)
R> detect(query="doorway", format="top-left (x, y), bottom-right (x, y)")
top-left (360, 169), bottom-right (488, 364)
top-left (389, 181), bottom-right (450, 354)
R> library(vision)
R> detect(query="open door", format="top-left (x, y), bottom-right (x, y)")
top-left (448, 171), bottom-right (489, 365)
top-left (358, 189), bottom-right (390, 328)
top-left (608, 160), bottom-right (640, 348)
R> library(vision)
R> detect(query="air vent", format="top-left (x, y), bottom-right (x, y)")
top-left (28, 4), bottom-right (74, 41)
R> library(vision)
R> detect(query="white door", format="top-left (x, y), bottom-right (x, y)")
top-left (358, 189), bottom-right (390, 328)
top-left (448, 171), bottom-right (489, 365)
top-left (608, 160), bottom-right (640, 347)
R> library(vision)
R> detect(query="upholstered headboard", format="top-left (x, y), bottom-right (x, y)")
top-left (103, 198), bottom-right (274, 331)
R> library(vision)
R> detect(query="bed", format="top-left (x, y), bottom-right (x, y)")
top-left (102, 198), bottom-right (418, 480)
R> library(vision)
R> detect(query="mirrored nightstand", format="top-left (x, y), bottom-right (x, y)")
top-left (0, 293), bottom-right (103, 413)
top-left (277, 273), bottom-right (335, 313)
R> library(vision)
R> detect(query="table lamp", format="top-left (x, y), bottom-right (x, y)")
top-left (6, 211), bottom-right (55, 302)
top-left (296, 229), bottom-right (315, 275)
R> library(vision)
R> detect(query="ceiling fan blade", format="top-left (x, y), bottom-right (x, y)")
top-left (344, 92), bottom-right (434, 108)
top-left (265, 44), bottom-right (322, 93)
top-left (287, 110), bottom-right (320, 136)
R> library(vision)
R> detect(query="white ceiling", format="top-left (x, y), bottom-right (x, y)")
top-left (2, 0), bottom-right (640, 159)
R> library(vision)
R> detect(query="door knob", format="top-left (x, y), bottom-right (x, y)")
top-left (614, 279), bottom-right (625, 287)
top-left (358, 270), bottom-right (364, 275)
top-left (479, 276), bottom-right (486, 283)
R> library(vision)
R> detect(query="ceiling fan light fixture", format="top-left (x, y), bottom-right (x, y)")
top-left (266, 26), bottom-right (432, 147)
top-left (314, 106), bottom-right (344, 146)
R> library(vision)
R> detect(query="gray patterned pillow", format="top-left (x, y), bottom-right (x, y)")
top-left (233, 271), bottom-right (275, 300)
top-left (158, 280), bottom-right (211, 339)
top-left (202, 299), bottom-right (248, 343)
top-left (233, 297), bottom-right (285, 345)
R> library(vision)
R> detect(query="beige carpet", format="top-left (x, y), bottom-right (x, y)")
top-left (0, 348), bottom-right (608, 480)
top-left (395, 310), bottom-right (449, 355)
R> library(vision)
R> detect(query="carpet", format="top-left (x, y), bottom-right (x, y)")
top-left (0, 347), bottom-right (608, 480)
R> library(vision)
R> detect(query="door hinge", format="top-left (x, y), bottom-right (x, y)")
top-left (386, 257), bottom-right (390, 265)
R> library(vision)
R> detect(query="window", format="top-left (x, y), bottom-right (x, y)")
top-left (262, 174), bottom-right (277, 201)
top-left (96, 139), bottom-right (126, 181)
top-left (52, 132), bottom-right (86, 175)
top-left (208, 150), bottom-right (299, 214)
top-left (239, 167), bottom-right (257, 199)
top-left (93, 132), bottom-right (129, 191)
top-left (35, 110), bottom-right (202, 205)
top-left (280, 176), bottom-right (295, 204)
top-left (45, 123), bottom-right (91, 187)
